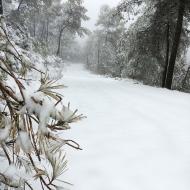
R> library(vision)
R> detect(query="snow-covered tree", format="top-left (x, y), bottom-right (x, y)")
top-left (85, 5), bottom-right (125, 77)
top-left (55, 0), bottom-right (89, 56)
top-left (84, 0), bottom-right (190, 89)
top-left (5, 0), bottom-right (89, 59)
top-left (116, 0), bottom-right (190, 89)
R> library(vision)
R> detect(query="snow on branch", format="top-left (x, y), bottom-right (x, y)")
top-left (0, 16), bottom-right (85, 190)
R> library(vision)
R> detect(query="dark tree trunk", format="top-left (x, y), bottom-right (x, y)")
top-left (86, 55), bottom-right (89, 65)
top-left (17, 0), bottom-right (24, 11)
top-left (33, 15), bottom-right (36, 37)
top-left (56, 29), bottom-right (63, 56)
top-left (0, 0), bottom-right (3, 15)
top-left (46, 18), bottom-right (49, 43)
top-left (98, 48), bottom-right (100, 65)
top-left (40, 22), bottom-right (45, 41)
top-left (56, 23), bottom-right (68, 56)
top-left (162, 22), bottom-right (170, 87)
top-left (165, 0), bottom-right (185, 89)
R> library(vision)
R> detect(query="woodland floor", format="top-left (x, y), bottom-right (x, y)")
top-left (61, 63), bottom-right (190, 190)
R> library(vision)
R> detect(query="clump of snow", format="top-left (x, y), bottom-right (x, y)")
top-left (61, 105), bottom-right (75, 121)
top-left (0, 51), bottom-right (6, 61)
top-left (4, 164), bottom-right (19, 179)
top-left (20, 90), bottom-right (53, 135)
top-left (19, 86), bottom-right (73, 135)
top-left (2, 163), bottom-right (29, 188)
top-left (17, 131), bottom-right (33, 153)
top-left (0, 116), bottom-right (11, 142)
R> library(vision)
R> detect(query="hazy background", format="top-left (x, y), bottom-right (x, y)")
top-left (77, 0), bottom-right (121, 44)
top-left (83, 0), bottom-right (121, 30)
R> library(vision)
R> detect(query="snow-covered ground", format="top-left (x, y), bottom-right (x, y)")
top-left (61, 64), bottom-right (190, 190)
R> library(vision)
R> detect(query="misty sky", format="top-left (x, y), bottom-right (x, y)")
top-left (83, 0), bottom-right (121, 30)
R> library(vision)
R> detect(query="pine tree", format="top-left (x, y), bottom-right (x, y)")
top-left (165, 0), bottom-right (186, 89)
top-left (116, 0), bottom-right (190, 88)
top-left (0, 0), bottom-right (3, 14)
top-left (56, 0), bottom-right (89, 56)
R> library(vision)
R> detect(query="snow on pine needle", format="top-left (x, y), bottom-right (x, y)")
top-left (0, 16), bottom-right (85, 190)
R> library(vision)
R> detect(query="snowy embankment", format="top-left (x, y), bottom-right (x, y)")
top-left (61, 64), bottom-right (190, 190)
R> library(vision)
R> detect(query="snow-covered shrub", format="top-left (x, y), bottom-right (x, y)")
top-left (0, 16), bottom-right (84, 190)
top-left (5, 16), bottom-right (65, 81)
top-left (44, 55), bottom-right (64, 80)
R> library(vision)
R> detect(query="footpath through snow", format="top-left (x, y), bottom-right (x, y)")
top-left (61, 63), bottom-right (190, 190)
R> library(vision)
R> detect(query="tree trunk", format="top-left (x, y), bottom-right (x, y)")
top-left (165, 0), bottom-right (185, 89)
top-left (162, 22), bottom-right (170, 87)
top-left (98, 48), bottom-right (100, 65)
top-left (33, 15), bottom-right (36, 37)
top-left (17, 0), bottom-right (24, 11)
top-left (40, 22), bottom-right (45, 41)
top-left (56, 23), bottom-right (68, 56)
top-left (86, 55), bottom-right (89, 65)
top-left (0, 0), bottom-right (3, 15)
top-left (56, 29), bottom-right (63, 56)
top-left (46, 18), bottom-right (49, 43)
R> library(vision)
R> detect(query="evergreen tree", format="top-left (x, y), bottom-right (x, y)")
top-left (115, 0), bottom-right (190, 88)
top-left (84, 5), bottom-right (125, 76)
top-left (164, 0), bottom-right (190, 89)
top-left (56, 0), bottom-right (89, 56)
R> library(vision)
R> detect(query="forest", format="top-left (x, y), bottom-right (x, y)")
top-left (0, 0), bottom-right (190, 190)
top-left (85, 0), bottom-right (190, 91)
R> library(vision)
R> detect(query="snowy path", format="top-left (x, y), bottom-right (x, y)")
top-left (61, 64), bottom-right (190, 190)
